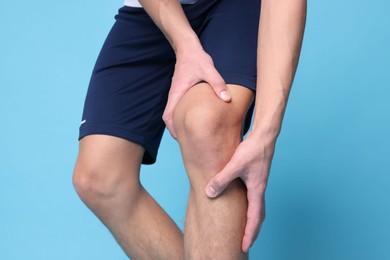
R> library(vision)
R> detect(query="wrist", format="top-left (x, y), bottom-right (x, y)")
top-left (172, 32), bottom-right (202, 55)
top-left (251, 107), bottom-right (284, 145)
top-left (248, 124), bottom-right (280, 146)
top-left (245, 130), bottom-right (276, 160)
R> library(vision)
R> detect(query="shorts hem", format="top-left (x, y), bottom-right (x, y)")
top-left (78, 124), bottom-right (157, 165)
top-left (222, 74), bottom-right (257, 92)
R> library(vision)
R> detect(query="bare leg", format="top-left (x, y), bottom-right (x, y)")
top-left (72, 135), bottom-right (184, 259)
top-left (173, 83), bottom-right (254, 259)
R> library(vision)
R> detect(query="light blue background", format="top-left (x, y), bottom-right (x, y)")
top-left (1, 0), bottom-right (389, 259)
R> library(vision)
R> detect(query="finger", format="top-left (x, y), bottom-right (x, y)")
top-left (206, 71), bottom-right (231, 102)
top-left (162, 111), bottom-right (177, 140)
top-left (242, 187), bottom-right (265, 253)
top-left (162, 89), bottom-right (185, 139)
top-left (205, 159), bottom-right (239, 198)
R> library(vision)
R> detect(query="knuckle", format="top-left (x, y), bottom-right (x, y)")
top-left (214, 175), bottom-right (226, 186)
top-left (217, 77), bottom-right (225, 85)
top-left (211, 181), bottom-right (220, 190)
top-left (162, 114), bottom-right (171, 123)
top-left (214, 85), bottom-right (225, 92)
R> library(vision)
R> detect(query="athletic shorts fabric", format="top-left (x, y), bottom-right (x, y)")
top-left (78, 0), bottom-right (261, 164)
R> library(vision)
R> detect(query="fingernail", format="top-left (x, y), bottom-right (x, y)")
top-left (220, 90), bottom-right (230, 101)
top-left (206, 186), bottom-right (216, 197)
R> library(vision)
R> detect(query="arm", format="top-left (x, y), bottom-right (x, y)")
top-left (139, 0), bottom-right (197, 52)
top-left (206, 0), bottom-right (307, 252)
top-left (252, 0), bottom-right (307, 143)
top-left (139, 0), bottom-right (231, 138)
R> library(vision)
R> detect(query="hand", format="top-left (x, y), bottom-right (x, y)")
top-left (162, 45), bottom-right (231, 139)
top-left (205, 132), bottom-right (275, 253)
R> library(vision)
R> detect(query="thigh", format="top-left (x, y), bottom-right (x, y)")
top-left (199, 0), bottom-right (260, 87)
top-left (79, 6), bottom-right (175, 165)
top-left (76, 135), bottom-right (144, 180)
top-left (198, 0), bottom-right (261, 134)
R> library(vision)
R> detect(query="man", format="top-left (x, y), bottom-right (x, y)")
top-left (72, 0), bottom-right (306, 258)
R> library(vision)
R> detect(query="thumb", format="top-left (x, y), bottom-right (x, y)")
top-left (207, 71), bottom-right (231, 102)
top-left (205, 162), bottom-right (237, 198)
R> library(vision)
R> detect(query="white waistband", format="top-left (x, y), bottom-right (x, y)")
top-left (124, 0), bottom-right (199, 8)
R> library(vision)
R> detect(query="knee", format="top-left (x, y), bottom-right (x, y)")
top-left (173, 101), bottom-right (242, 147)
top-left (72, 160), bottom-right (140, 207)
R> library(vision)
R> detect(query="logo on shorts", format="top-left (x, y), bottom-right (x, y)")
top-left (80, 119), bottom-right (86, 126)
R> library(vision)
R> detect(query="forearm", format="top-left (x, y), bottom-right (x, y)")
top-left (252, 0), bottom-right (307, 143)
top-left (139, 0), bottom-right (201, 53)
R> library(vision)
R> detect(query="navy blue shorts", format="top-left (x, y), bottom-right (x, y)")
top-left (79, 0), bottom-right (261, 164)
